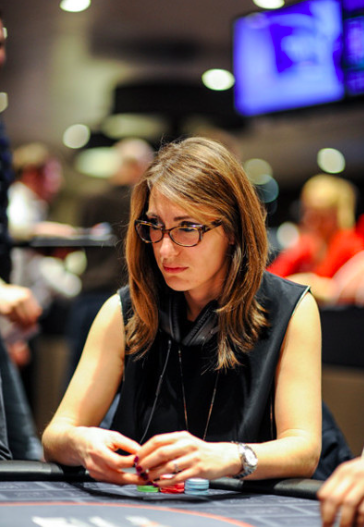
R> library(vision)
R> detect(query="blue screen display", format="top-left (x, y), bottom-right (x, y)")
top-left (233, 0), bottom-right (345, 116)
top-left (343, 0), bottom-right (364, 95)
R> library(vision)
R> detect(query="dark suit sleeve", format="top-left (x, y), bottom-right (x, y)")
top-left (0, 369), bottom-right (12, 460)
top-left (0, 336), bottom-right (41, 460)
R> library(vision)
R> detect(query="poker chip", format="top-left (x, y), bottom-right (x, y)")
top-left (137, 484), bottom-right (159, 493)
top-left (160, 474), bottom-right (185, 494)
top-left (184, 478), bottom-right (209, 495)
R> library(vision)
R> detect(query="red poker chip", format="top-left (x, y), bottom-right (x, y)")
top-left (160, 474), bottom-right (185, 494)
top-left (160, 483), bottom-right (185, 494)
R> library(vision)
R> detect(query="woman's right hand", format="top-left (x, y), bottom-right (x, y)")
top-left (69, 427), bottom-right (142, 485)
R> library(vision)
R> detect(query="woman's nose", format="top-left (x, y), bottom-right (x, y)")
top-left (159, 233), bottom-right (179, 256)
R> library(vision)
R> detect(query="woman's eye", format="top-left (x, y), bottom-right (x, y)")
top-left (179, 226), bottom-right (196, 233)
top-left (179, 222), bottom-right (199, 232)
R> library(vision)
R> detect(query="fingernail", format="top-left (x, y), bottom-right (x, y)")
top-left (135, 465), bottom-right (143, 474)
top-left (140, 471), bottom-right (149, 481)
top-left (134, 456), bottom-right (139, 465)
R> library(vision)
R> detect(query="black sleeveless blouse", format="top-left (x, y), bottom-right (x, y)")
top-left (110, 272), bottom-right (309, 445)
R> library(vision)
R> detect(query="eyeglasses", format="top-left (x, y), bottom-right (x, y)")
top-left (135, 219), bottom-right (222, 247)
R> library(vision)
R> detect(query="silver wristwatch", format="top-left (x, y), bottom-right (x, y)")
top-left (232, 442), bottom-right (258, 479)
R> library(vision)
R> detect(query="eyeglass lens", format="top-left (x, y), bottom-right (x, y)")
top-left (137, 223), bottom-right (201, 246)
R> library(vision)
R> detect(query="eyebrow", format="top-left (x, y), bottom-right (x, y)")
top-left (146, 212), bottom-right (197, 222)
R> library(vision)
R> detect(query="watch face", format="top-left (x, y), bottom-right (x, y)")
top-left (245, 448), bottom-right (257, 466)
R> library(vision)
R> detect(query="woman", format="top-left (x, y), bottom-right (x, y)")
top-left (42, 137), bottom-right (321, 487)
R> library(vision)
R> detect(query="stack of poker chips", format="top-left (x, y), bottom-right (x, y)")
top-left (184, 478), bottom-right (209, 495)
top-left (160, 474), bottom-right (185, 494)
top-left (137, 484), bottom-right (159, 493)
top-left (137, 477), bottom-right (209, 495)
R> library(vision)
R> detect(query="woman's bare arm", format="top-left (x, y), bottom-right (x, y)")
top-left (42, 294), bottom-right (141, 483)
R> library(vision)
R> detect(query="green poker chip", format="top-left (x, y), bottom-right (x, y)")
top-left (137, 484), bottom-right (159, 493)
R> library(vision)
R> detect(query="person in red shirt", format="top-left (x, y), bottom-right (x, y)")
top-left (268, 174), bottom-right (364, 304)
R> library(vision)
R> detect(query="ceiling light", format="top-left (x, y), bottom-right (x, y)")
top-left (201, 69), bottom-right (235, 91)
top-left (253, 0), bottom-right (285, 9)
top-left (102, 114), bottom-right (167, 140)
top-left (63, 124), bottom-right (90, 149)
top-left (60, 0), bottom-right (91, 13)
top-left (276, 222), bottom-right (299, 249)
top-left (244, 158), bottom-right (273, 183)
top-left (255, 175), bottom-right (279, 203)
top-left (0, 93), bottom-right (8, 113)
top-left (317, 148), bottom-right (346, 174)
top-left (74, 147), bottom-right (119, 178)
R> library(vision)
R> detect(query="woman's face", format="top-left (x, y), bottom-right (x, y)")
top-left (147, 189), bottom-right (232, 312)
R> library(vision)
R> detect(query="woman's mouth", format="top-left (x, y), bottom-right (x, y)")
top-left (162, 265), bottom-right (188, 274)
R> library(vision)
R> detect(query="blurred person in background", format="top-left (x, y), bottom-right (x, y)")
top-left (268, 174), bottom-right (364, 305)
top-left (7, 142), bottom-right (80, 334)
top-left (8, 142), bottom-right (77, 240)
top-left (0, 7), bottom-right (12, 286)
top-left (64, 138), bottom-right (153, 388)
top-left (0, 7), bottom-right (42, 460)
top-left (5, 142), bottom-right (81, 412)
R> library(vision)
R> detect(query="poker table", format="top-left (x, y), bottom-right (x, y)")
top-left (12, 232), bottom-right (118, 255)
top-left (0, 461), bottom-right (324, 527)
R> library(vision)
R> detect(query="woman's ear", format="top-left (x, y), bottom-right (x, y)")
top-left (228, 232), bottom-right (235, 245)
top-left (222, 224), bottom-right (235, 245)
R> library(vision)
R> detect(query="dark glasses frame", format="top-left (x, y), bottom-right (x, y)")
top-left (134, 219), bottom-right (223, 247)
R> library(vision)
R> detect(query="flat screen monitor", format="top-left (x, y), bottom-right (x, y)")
top-left (233, 0), bottom-right (345, 116)
top-left (342, 0), bottom-right (364, 96)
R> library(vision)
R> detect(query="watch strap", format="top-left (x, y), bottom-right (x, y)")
top-left (231, 441), bottom-right (258, 479)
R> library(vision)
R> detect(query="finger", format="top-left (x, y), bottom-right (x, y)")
top-left (148, 449), bottom-right (207, 484)
top-left (139, 431), bottom-right (188, 456)
top-left (138, 442), bottom-right (179, 471)
top-left (319, 463), bottom-right (364, 527)
top-left (145, 456), bottom-right (185, 483)
top-left (355, 502), bottom-right (364, 526)
top-left (318, 472), bottom-right (342, 500)
top-left (91, 455), bottom-right (157, 487)
top-left (320, 494), bottom-right (344, 527)
top-left (86, 449), bottom-right (137, 479)
top-left (110, 433), bottom-right (141, 455)
top-left (319, 475), bottom-right (354, 526)
top-left (9, 305), bottom-right (35, 327)
top-left (17, 303), bottom-right (41, 326)
top-left (320, 487), bottom-right (356, 527)
top-left (157, 464), bottom-right (203, 486)
top-left (137, 432), bottom-right (193, 469)
top-left (100, 448), bottom-right (139, 474)
top-left (87, 461), bottom-right (143, 486)
top-left (339, 490), bottom-right (364, 527)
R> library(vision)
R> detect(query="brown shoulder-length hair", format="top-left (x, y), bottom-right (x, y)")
top-left (125, 136), bottom-right (269, 370)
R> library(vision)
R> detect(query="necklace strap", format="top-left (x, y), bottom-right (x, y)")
top-left (177, 347), bottom-right (219, 441)
top-left (159, 292), bottom-right (218, 347)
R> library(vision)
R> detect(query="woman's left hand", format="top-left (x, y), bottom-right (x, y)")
top-left (134, 431), bottom-right (240, 486)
